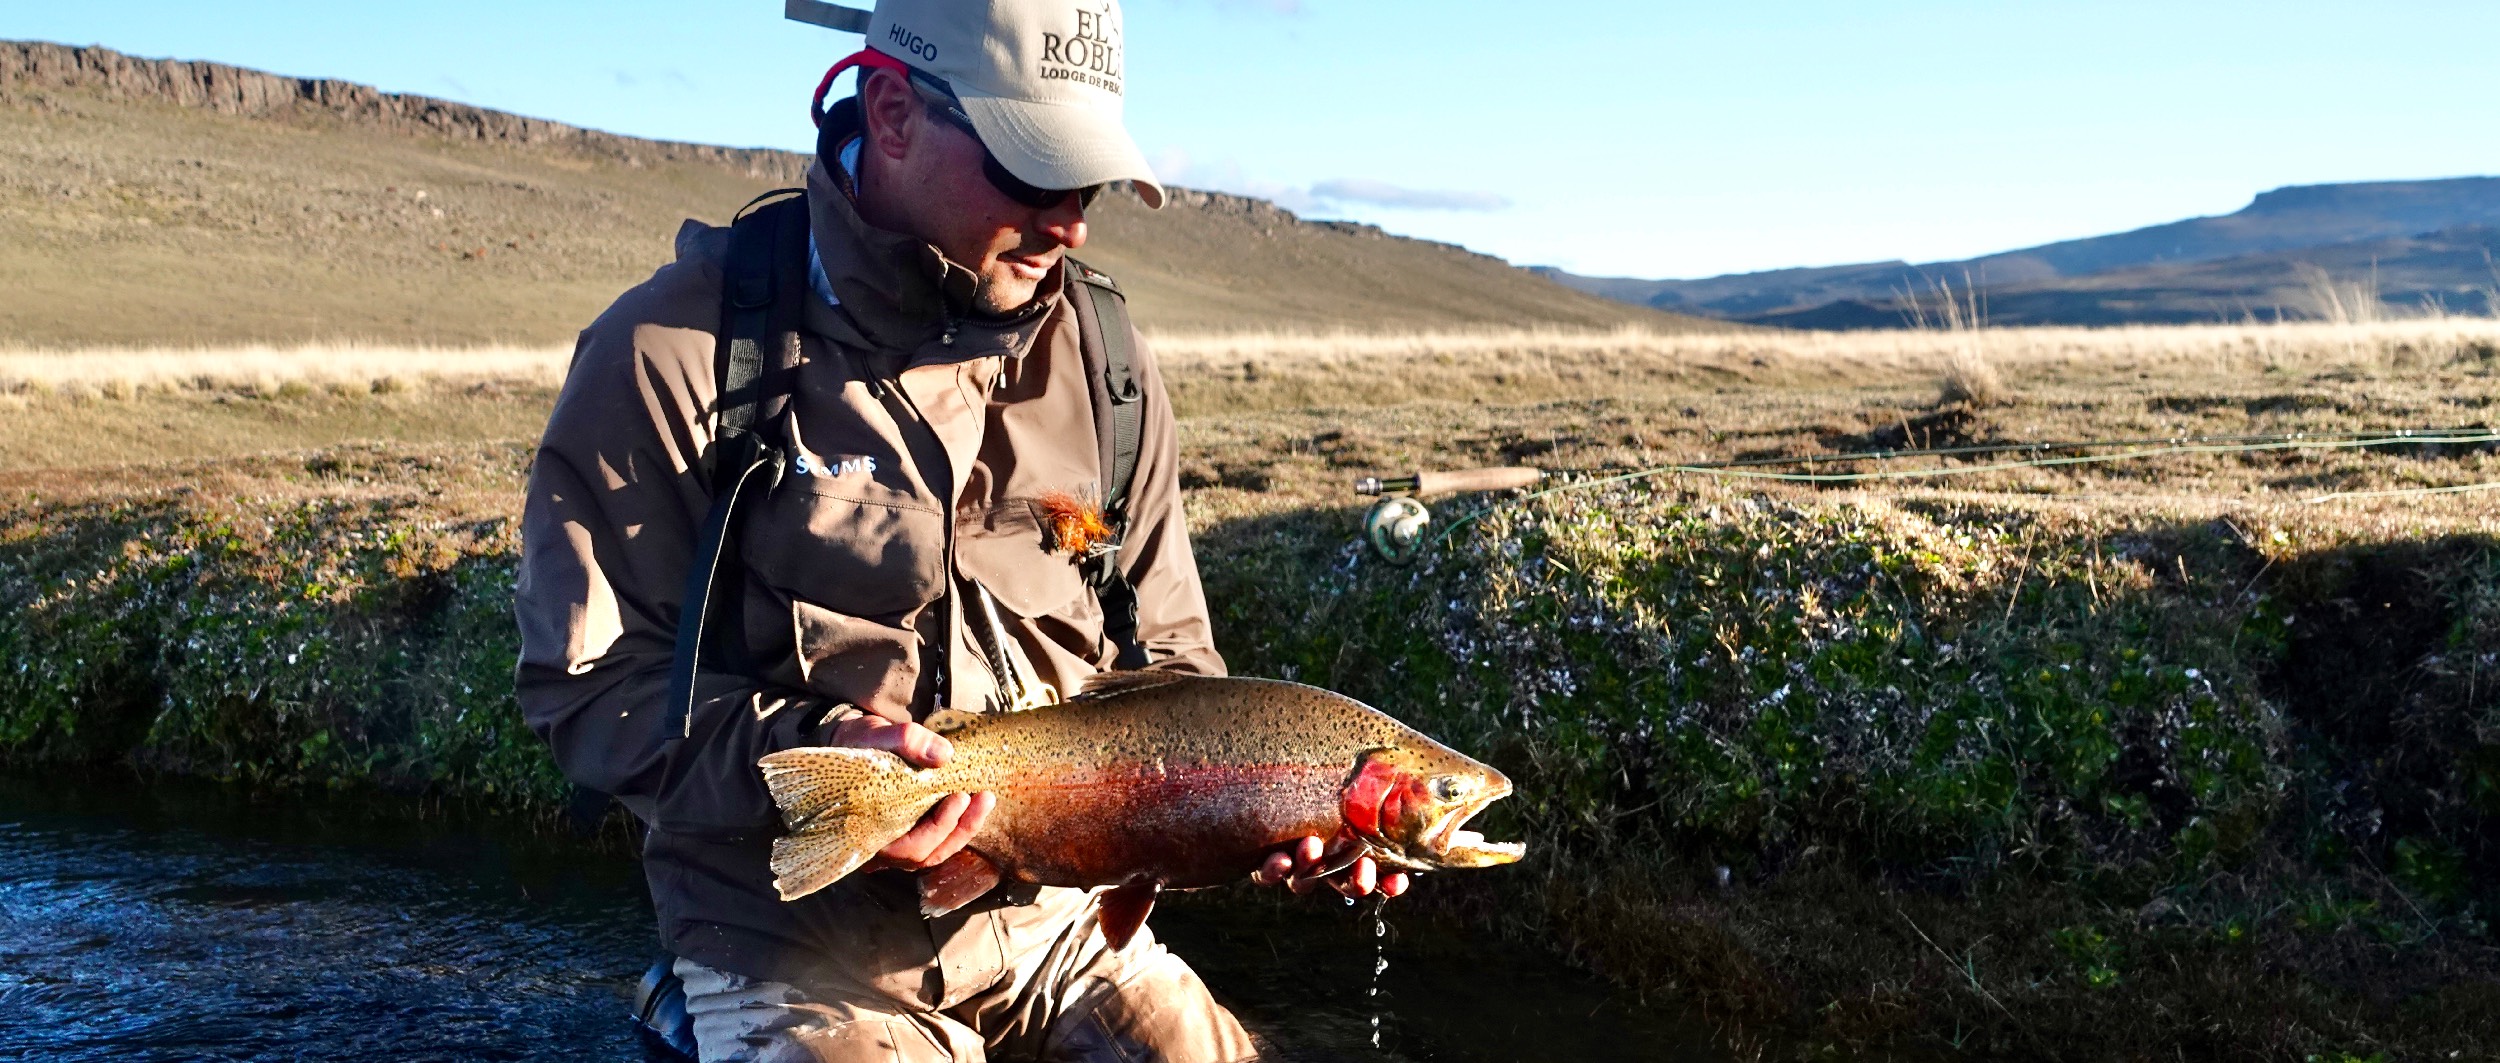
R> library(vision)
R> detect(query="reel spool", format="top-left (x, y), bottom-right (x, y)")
top-left (1352, 466), bottom-right (1542, 565)
top-left (1362, 496), bottom-right (1433, 566)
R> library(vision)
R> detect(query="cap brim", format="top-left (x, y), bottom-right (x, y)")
top-left (957, 92), bottom-right (1166, 210)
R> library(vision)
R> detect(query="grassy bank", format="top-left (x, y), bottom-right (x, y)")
top-left (1197, 484), bottom-right (2500, 1061)
top-left (6, 451), bottom-right (2496, 1059)
top-left (7, 323), bottom-right (2500, 1059)
top-left (0, 445), bottom-right (559, 801)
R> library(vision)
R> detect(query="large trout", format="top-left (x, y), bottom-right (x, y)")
top-left (756, 671), bottom-right (1524, 946)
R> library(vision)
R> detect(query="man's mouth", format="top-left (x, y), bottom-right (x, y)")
top-left (1001, 255), bottom-right (1053, 282)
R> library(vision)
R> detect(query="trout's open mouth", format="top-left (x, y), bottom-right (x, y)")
top-left (1423, 775), bottom-right (1526, 868)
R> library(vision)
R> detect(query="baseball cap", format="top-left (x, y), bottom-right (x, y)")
top-left (797, 0), bottom-right (1165, 209)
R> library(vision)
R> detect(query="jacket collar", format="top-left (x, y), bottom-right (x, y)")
top-left (804, 99), bottom-right (1058, 374)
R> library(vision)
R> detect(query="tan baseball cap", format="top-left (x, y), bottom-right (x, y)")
top-left (803, 0), bottom-right (1164, 208)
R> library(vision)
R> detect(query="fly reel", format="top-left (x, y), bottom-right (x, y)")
top-left (1361, 495), bottom-right (1433, 566)
top-left (1352, 466), bottom-right (1544, 566)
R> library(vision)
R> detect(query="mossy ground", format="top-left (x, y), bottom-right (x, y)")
top-left (1195, 482), bottom-right (2500, 1061)
top-left (6, 335), bottom-right (2500, 1060)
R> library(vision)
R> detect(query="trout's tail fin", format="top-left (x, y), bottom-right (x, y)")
top-left (757, 746), bottom-right (937, 902)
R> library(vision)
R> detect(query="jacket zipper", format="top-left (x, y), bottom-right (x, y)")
top-left (878, 372), bottom-right (959, 714)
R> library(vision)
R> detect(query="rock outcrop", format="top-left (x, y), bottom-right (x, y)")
top-left (0, 40), bottom-right (810, 182)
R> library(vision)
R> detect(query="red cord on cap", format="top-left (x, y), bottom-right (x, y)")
top-left (813, 48), bottom-right (912, 127)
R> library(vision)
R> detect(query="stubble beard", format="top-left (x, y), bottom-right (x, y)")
top-left (971, 269), bottom-right (1042, 318)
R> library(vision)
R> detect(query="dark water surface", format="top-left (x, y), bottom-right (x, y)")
top-left (0, 774), bottom-right (1720, 1062)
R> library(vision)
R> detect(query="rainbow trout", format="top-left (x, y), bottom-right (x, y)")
top-left (756, 671), bottom-right (1524, 946)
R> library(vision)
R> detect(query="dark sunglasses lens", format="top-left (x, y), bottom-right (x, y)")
top-left (980, 154), bottom-right (1101, 211)
top-left (981, 154), bottom-right (1064, 208)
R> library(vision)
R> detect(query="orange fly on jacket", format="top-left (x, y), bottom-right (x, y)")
top-left (1036, 490), bottom-right (1114, 556)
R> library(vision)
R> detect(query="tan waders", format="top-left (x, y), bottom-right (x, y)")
top-left (674, 887), bottom-right (1255, 1062)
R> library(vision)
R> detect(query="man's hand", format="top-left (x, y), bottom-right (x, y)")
top-left (1248, 836), bottom-right (1411, 900)
top-left (829, 715), bottom-right (994, 872)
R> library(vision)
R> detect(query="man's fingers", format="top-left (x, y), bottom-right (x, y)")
top-left (1250, 851), bottom-right (1294, 886)
top-left (1332, 856), bottom-right (1379, 899)
top-left (923, 792), bottom-right (994, 866)
top-left (831, 717), bottom-right (954, 769)
top-left (1254, 837), bottom-right (1407, 900)
top-left (894, 724), bottom-right (955, 769)
top-left (880, 792), bottom-right (970, 867)
top-left (1293, 835), bottom-right (1325, 873)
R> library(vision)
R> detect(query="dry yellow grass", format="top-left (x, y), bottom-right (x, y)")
top-left (1149, 318), bottom-right (2500, 416)
top-left (1150, 318), bottom-right (2500, 376)
top-left (0, 342), bottom-right (570, 396)
top-left (13, 318), bottom-right (2493, 395)
top-left (8, 321), bottom-right (2500, 494)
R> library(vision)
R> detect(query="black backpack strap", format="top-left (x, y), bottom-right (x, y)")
top-left (664, 190), bottom-right (808, 738)
top-left (1066, 259), bottom-right (1151, 669)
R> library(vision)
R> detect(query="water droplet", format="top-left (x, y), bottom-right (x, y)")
top-left (1364, 895), bottom-right (1391, 1052)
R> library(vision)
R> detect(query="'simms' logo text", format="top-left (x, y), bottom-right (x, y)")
top-left (794, 454), bottom-right (878, 478)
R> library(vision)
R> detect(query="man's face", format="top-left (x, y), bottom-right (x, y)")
top-left (858, 72), bottom-right (1091, 317)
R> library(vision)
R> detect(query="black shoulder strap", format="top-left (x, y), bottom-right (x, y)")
top-left (1066, 258), bottom-right (1151, 669)
top-left (707, 190), bottom-right (809, 482)
top-left (665, 190), bottom-right (807, 739)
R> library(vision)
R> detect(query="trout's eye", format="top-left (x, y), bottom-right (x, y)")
top-left (1430, 776), bottom-right (1472, 802)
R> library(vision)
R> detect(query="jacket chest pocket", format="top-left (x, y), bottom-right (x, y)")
top-left (747, 476), bottom-right (947, 717)
top-left (744, 475), bottom-right (946, 622)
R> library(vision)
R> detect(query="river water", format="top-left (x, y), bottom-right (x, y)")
top-left (0, 773), bottom-right (1722, 1062)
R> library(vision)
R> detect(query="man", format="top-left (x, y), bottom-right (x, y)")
top-left (514, 1), bottom-right (1400, 1059)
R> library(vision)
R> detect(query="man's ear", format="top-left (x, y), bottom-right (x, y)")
top-left (858, 68), bottom-right (919, 164)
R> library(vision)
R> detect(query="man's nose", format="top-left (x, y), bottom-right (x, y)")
top-left (1038, 198), bottom-right (1087, 250)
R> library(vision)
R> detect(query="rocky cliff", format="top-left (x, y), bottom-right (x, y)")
top-left (0, 40), bottom-right (809, 182)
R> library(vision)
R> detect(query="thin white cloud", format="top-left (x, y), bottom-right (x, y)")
top-left (1150, 150), bottom-right (1510, 214)
top-left (612, 69), bottom-right (696, 92)
top-left (1309, 178), bottom-right (1511, 212)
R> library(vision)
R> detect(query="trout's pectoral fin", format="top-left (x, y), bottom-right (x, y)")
top-left (917, 849), bottom-right (1004, 918)
top-left (1311, 828), bottom-right (1370, 879)
top-left (1097, 880), bottom-right (1162, 950)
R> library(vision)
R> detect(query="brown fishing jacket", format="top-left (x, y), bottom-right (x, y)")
top-left (513, 118), bottom-right (1220, 990)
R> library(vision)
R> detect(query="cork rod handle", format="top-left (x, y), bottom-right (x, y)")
top-left (1414, 467), bottom-right (1545, 496)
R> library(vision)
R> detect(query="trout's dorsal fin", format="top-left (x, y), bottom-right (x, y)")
top-left (1075, 669), bottom-right (1194, 700)
top-left (922, 709), bottom-right (983, 733)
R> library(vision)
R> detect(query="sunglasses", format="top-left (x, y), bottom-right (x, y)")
top-left (906, 72), bottom-right (1104, 212)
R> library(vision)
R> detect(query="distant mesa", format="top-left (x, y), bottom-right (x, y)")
top-left (1540, 176), bottom-right (2500, 328)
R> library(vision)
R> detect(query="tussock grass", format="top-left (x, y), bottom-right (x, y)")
top-left (0, 342), bottom-right (571, 396)
top-left (1150, 319), bottom-right (2500, 424)
top-left (1152, 318), bottom-right (2500, 377)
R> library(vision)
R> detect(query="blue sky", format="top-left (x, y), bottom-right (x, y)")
top-left (13, 1), bottom-right (2499, 279)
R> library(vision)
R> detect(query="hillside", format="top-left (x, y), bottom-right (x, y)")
top-left (1545, 177), bottom-right (2500, 327)
top-left (0, 41), bottom-right (1702, 347)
